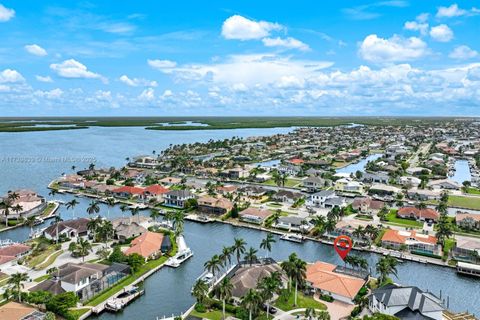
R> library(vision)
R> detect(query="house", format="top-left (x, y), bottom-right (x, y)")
top-left (216, 185), bottom-right (238, 195)
top-left (368, 284), bottom-right (444, 320)
top-left (124, 231), bottom-right (171, 260)
top-left (275, 216), bottom-right (312, 232)
top-left (456, 213), bottom-right (480, 231)
top-left (240, 186), bottom-right (268, 199)
top-left (58, 174), bottom-right (85, 189)
top-left (397, 207), bottom-right (439, 222)
top-left (114, 221), bottom-right (147, 241)
top-left (407, 188), bottom-right (442, 201)
top-left (129, 155), bottom-right (159, 169)
top-left (228, 260), bottom-right (287, 299)
top-left (406, 167), bottom-right (431, 176)
top-left (164, 190), bottom-right (195, 208)
top-left (306, 261), bottom-right (367, 304)
top-left (381, 229), bottom-right (439, 254)
top-left (452, 238), bottom-right (480, 264)
top-left (143, 184), bottom-right (170, 203)
top-left (334, 178), bottom-right (363, 193)
top-left (352, 196), bottom-right (384, 215)
top-left (0, 189), bottom-right (46, 220)
top-left (0, 301), bottom-right (45, 320)
top-left (428, 179), bottom-right (461, 190)
top-left (223, 168), bottom-right (249, 179)
top-left (30, 262), bottom-right (129, 301)
top-left (307, 190), bottom-right (335, 208)
top-left (111, 186), bottom-right (145, 199)
top-left (197, 196), bottom-right (233, 215)
top-left (239, 207), bottom-right (272, 224)
top-left (361, 172), bottom-right (389, 184)
top-left (398, 176), bottom-right (421, 187)
top-left (0, 244), bottom-right (31, 268)
top-left (158, 177), bottom-right (182, 186)
top-left (278, 163), bottom-right (301, 176)
top-left (369, 184), bottom-right (401, 196)
top-left (327, 220), bottom-right (370, 243)
top-left (43, 218), bottom-right (90, 241)
top-left (271, 190), bottom-right (303, 204)
top-left (303, 176), bottom-right (326, 193)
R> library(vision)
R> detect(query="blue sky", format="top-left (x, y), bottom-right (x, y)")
top-left (0, 0), bottom-right (479, 116)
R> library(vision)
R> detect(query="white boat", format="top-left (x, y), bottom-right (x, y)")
top-left (280, 233), bottom-right (304, 243)
top-left (165, 236), bottom-right (193, 268)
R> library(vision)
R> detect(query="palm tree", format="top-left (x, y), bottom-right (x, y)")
top-left (258, 272), bottom-right (281, 318)
top-left (241, 289), bottom-right (261, 320)
top-left (219, 246), bottom-right (233, 268)
top-left (97, 220), bottom-right (114, 247)
top-left (26, 216), bottom-right (36, 236)
top-left (215, 277), bottom-right (233, 320)
top-left (77, 238), bottom-right (92, 262)
top-left (87, 201), bottom-right (100, 216)
top-left (436, 213), bottom-right (454, 246)
top-left (12, 204), bottom-right (23, 220)
top-left (204, 255), bottom-right (222, 276)
top-left (244, 247), bottom-right (258, 266)
top-left (0, 199), bottom-right (13, 227)
top-left (7, 272), bottom-right (29, 302)
top-left (260, 233), bottom-right (276, 258)
top-left (291, 255), bottom-right (307, 306)
top-left (105, 197), bottom-right (115, 219)
top-left (87, 217), bottom-right (100, 240)
top-left (66, 199), bottom-right (79, 219)
top-left (173, 211), bottom-right (185, 237)
top-left (129, 207), bottom-right (140, 224)
top-left (53, 215), bottom-right (63, 244)
top-left (150, 209), bottom-right (161, 224)
top-left (192, 279), bottom-right (209, 305)
top-left (376, 255), bottom-right (398, 285)
top-left (312, 215), bottom-right (326, 235)
top-left (48, 189), bottom-right (58, 197)
top-left (232, 238), bottom-right (246, 265)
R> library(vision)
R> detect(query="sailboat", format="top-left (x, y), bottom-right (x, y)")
top-left (165, 235), bottom-right (193, 268)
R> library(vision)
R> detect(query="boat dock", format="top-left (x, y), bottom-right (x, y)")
top-left (104, 286), bottom-right (145, 312)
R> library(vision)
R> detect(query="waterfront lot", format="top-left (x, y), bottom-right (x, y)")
top-left (448, 195), bottom-right (480, 210)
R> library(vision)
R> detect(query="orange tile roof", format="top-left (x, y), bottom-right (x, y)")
top-left (397, 207), bottom-right (439, 220)
top-left (381, 229), bottom-right (437, 245)
top-left (112, 186), bottom-right (145, 195)
top-left (306, 261), bottom-right (366, 299)
top-left (0, 302), bottom-right (39, 320)
top-left (125, 231), bottom-right (164, 258)
top-left (144, 184), bottom-right (170, 195)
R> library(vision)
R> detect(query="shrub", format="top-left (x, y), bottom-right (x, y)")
top-left (318, 294), bottom-right (334, 302)
top-left (194, 303), bottom-right (206, 313)
top-left (350, 306), bottom-right (362, 317)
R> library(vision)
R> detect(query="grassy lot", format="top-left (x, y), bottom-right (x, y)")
top-left (465, 187), bottom-right (480, 195)
top-left (190, 309), bottom-right (233, 320)
top-left (27, 245), bottom-right (58, 269)
top-left (41, 202), bottom-right (57, 217)
top-left (68, 308), bottom-right (91, 319)
top-left (33, 274), bottom-right (52, 282)
top-left (443, 239), bottom-right (456, 255)
top-left (274, 291), bottom-right (326, 312)
top-left (384, 211), bottom-right (422, 228)
top-left (263, 179), bottom-right (301, 188)
top-left (448, 195), bottom-right (480, 210)
top-left (36, 250), bottom-right (63, 270)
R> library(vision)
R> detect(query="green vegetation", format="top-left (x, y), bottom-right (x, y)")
top-left (36, 250), bottom-right (63, 270)
top-left (448, 195), bottom-right (480, 210)
top-left (384, 210), bottom-right (422, 228)
top-left (274, 290), bottom-right (326, 311)
top-left (465, 187), bottom-right (480, 195)
top-left (190, 309), bottom-right (234, 320)
top-left (33, 274), bottom-right (52, 282)
top-left (263, 178), bottom-right (301, 188)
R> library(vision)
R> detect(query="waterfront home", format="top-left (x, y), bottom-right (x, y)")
top-left (327, 220), bottom-right (370, 243)
top-left (111, 185), bottom-right (145, 199)
top-left (407, 188), bottom-right (442, 201)
top-left (58, 174), bottom-right (85, 189)
top-left (164, 190), bottom-right (195, 208)
top-left (369, 184), bottom-right (400, 197)
top-left (398, 176), bottom-right (421, 187)
top-left (406, 167), bottom-right (431, 176)
top-left (0, 301), bottom-right (46, 320)
top-left (361, 172), bottom-right (390, 184)
top-left (334, 178), bottom-right (364, 194)
top-left (129, 155), bottom-right (159, 169)
top-left (197, 196), bottom-right (233, 215)
top-left (143, 184), bottom-right (170, 203)
top-left (216, 184), bottom-right (238, 195)
top-left (368, 284), bottom-right (444, 320)
top-left (228, 259), bottom-right (287, 300)
top-left (381, 229), bottom-right (439, 254)
top-left (221, 167), bottom-right (249, 180)
top-left (0, 244), bottom-right (31, 268)
top-left (397, 207), bottom-right (439, 223)
top-left (31, 262), bottom-right (129, 301)
top-left (306, 190), bottom-right (335, 208)
top-left (43, 218), bottom-right (90, 241)
top-left (278, 163), bottom-right (301, 176)
top-left (121, 169), bottom-right (146, 185)
top-left (456, 213), bottom-right (480, 231)
top-left (305, 261), bottom-right (367, 304)
top-left (158, 176), bottom-right (182, 186)
top-left (274, 216), bottom-right (312, 232)
top-left (452, 238), bottom-right (480, 264)
top-left (271, 190), bottom-right (303, 204)
top-left (239, 207), bottom-right (272, 224)
top-left (114, 221), bottom-right (147, 242)
top-left (239, 185), bottom-right (268, 199)
top-left (85, 182), bottom-right (118, 195)
top-left (125, 231), bottom-right (171, 261)
top-left (428, 179), bottom-right (461, 190)
top-left (352, 196), bottom-right (384, 215)
top-left (302, 176), bottom-right (326, 193)
top-left (0, 189), bottom-right (46, 221)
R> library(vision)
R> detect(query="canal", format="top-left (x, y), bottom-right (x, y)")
top-left (0, 127), bottom-right (479, 317)
top-left (451, 159), bottom-right (472, 184)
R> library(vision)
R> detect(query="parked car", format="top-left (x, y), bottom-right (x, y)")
top-left (262, 304), bottom-right (277, 314)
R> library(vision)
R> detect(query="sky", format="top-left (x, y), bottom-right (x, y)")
top-left (0, 0), bottom-right (479, 116)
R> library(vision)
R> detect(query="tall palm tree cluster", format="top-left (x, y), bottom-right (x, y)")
top-left (375, 255), bottom-right (398, 286)
top-left (0, 191), bottom-right (22, 227)
top-left (435, 192), bottom-right (454, 248)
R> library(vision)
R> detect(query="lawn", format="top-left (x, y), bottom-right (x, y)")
top-left (190, 309), bottom-right (233, 320)
top-left (68, 308), bottom-right (91, 319)
top-left (448, 195), bottom-right (480, 210)
top-left (27, 246), bottom-right (58, 269)
top-left (36, 250), bottom-right (63, 270)
top-left (443, 239), bottom-right (456, 255)
top-left (274, 290), bottom-right (326, 312)
top-left (33, 274), bottom-right (52, 282)
top-left (263, 179), bottom-right (301, 188)
top-left (384, 211), bottom-right (422, 228)
top-left (465, 187), bottom-right (480, 195)
top-left (41, 202), bottom-right (57, 217)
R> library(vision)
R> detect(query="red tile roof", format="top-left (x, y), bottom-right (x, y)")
top-left (125, 231), bottom-right (164, 259)
top-left (382, 229), bottom-right (437, 245)
top-left (397, 207), bottom-right (439, 221)
top-left (144, 184), bottom-right (169, 195)
top-left (0, 244), bottom-right (31, 257)
top-left (112, 186), bottom-right (145, 195)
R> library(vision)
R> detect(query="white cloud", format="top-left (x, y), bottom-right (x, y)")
top-left (35, 75), bottom-right (53, 83)
top-left (436, 4), bottom-right (468, 18)
top-left (359, 34), bottom-right (429, 63)
top-left (147, 59), bottom-right (177, 73)
top-left (231, 83), bottom-right (248, 92)
top-left (221, 15), bottom-right (282, 40)
top-left (119, 75), bottom-right (157, 87)
top-left (262, 37), bottom-right (310, 51)
top-left (429, 24), bottom-right (454, 42)
top-left (404, 21), bottom-right (429, 35)
top-left (449, 45), bottom-right (478, 60)
top-left (138, 88), bottom-right (155, 101)
top-left (34, 88), bottom-right (63, 99)
top-left (416, 13), bottom-right (429, 23)
top-left (24, 44), bottom-right (48, 56)
top-left (0, 4), bottom-right (14, 22)
top-left (0, 69), bottom-right (24, 83)
top-left (50, 59), bottom-right (104, 81)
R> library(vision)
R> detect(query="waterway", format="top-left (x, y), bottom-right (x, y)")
top-left (0, 127), bottom-right (478, 316)
top-left (451, 159), bottom-right (472, 184)
top-left (335, 154), bottom-right (382, 175)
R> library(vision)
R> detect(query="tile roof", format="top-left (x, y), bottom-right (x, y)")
top-left (306, 261), bottom-right (366, 299)
top-left (0, 244), bottom-right (31, 257)
top-left (397, 207), bottom-right (439, 221)
top-left (112, 186), bottom-right (145, 195)
top-left (239, 207), bottom-right (272, 219)
top-left (382, 229), bottom-right (437, 245)
top-left (125, 231), bottom-right (165, 258)
top-left (144, 184), bottom-right (170, 195)
top-left (0, 302), bottom-right (42, 320)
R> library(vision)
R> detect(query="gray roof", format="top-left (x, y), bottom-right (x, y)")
top-left (278, 216), bottom-right (307, 225)
top-left (312, 190), bottom-right (335, 197)
top-left (166, 190), bottom-right (194, 197)
top-left (371, 285), bottom-right (444, 316)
